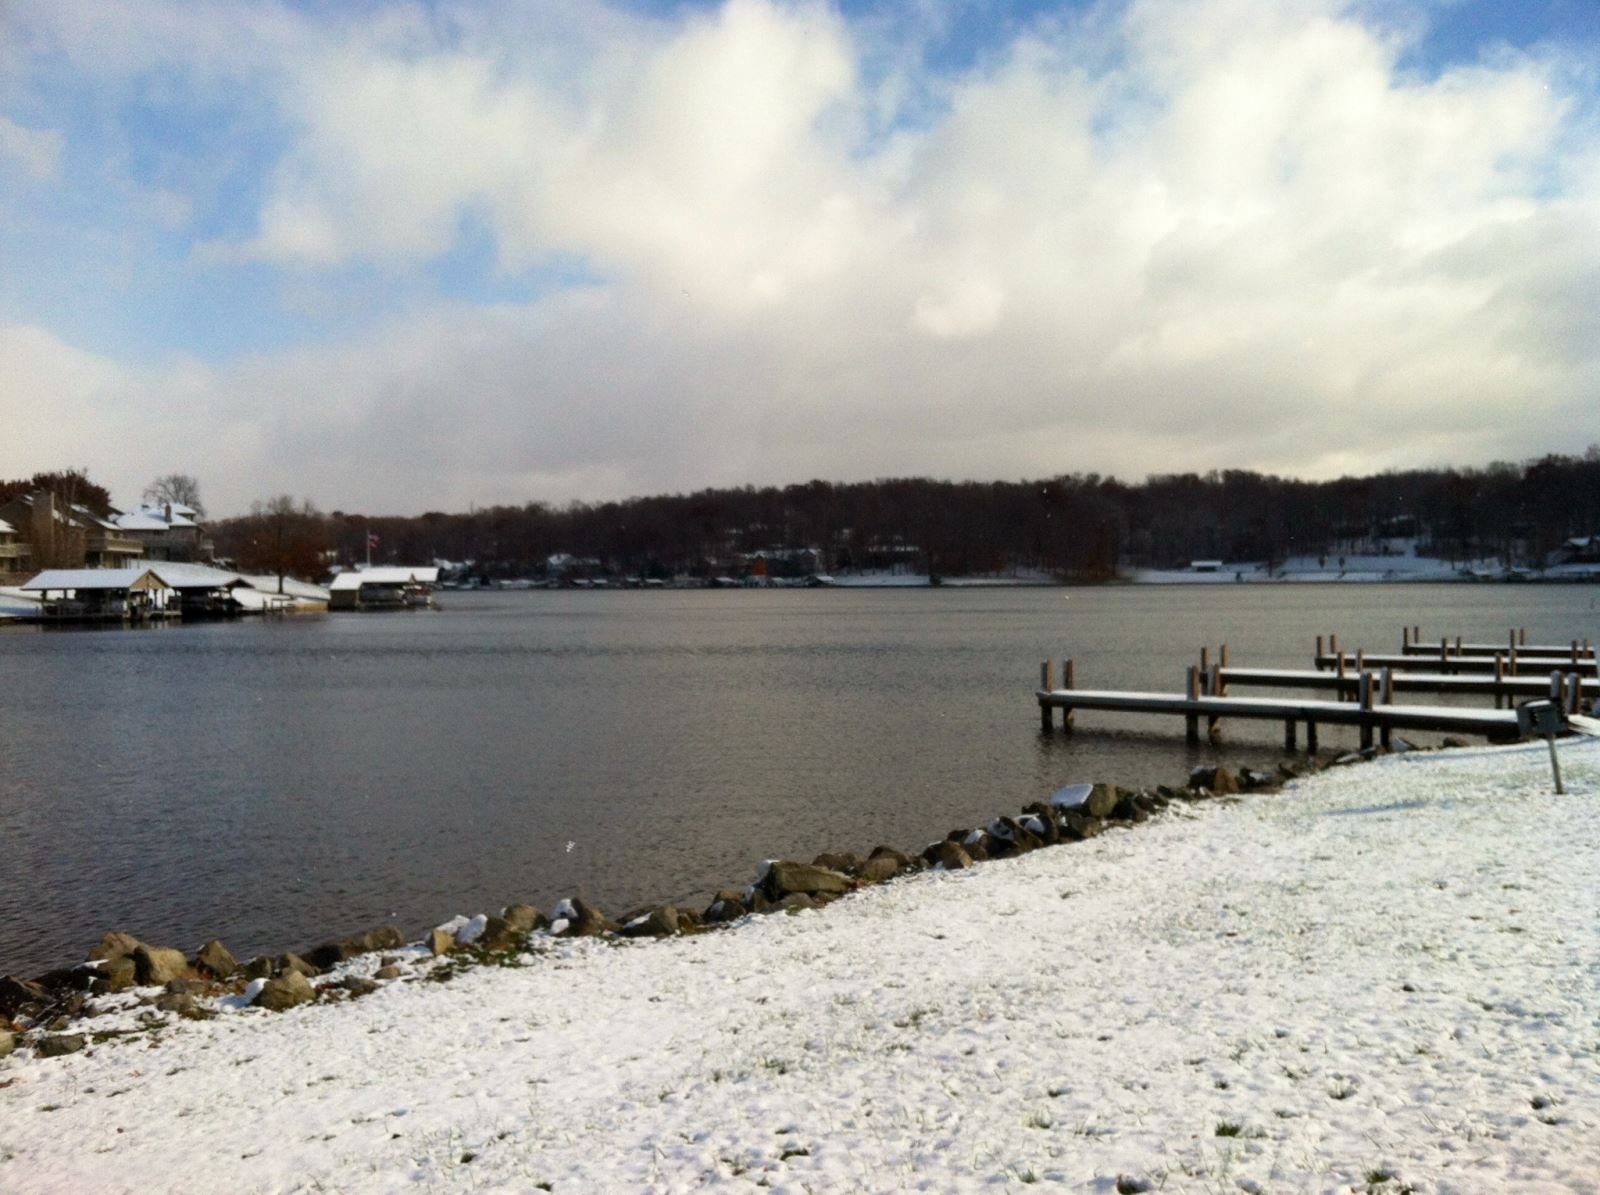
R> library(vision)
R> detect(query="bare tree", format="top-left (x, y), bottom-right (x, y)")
top-left (143, 473), bottom-right (206, 516)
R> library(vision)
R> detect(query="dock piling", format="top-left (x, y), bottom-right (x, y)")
top-left (1358, 672), bottom-right (1374, 749)
top-left (1185, 666), bottom-right (1200, 744)
top-left (1062, 659), bottom-right (1075, 731)
top-left (1040, 660), bottom-right (1054, 732)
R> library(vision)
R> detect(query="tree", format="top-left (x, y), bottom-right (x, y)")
top-left (230, 496), bottom-right (328, 591)
top-left (143, 473), bottom-right (206, 516)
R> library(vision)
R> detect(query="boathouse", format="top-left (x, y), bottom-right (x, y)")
top-left (21, 568), bottom-right (172, 620)
top-left (328, 567), bottom-right (439, 610)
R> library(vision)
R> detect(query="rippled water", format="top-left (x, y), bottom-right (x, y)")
top-left (2, 584), bottom-right (1595, 975)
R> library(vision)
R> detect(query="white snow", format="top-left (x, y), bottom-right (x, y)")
top-left (3, 740), bottom-right (1598, 1193)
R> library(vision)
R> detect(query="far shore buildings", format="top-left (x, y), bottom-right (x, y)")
top-left (0, 492), bottom-right (214, 583)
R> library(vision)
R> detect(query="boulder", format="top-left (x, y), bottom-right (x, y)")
top-left (374, 965), bottom-right (403, 981)
top-left (760, 861), bottom-right (853, 901)
top-left (502, 904), bottom-right (548, 934)
top-left (1059, 813), bottom-right (1104, 841)
top-left (277, 953), bottom-right (319, 979)
top-left (1085, 783), bottom-right (1123, 819)
top-left (0, 976), bottom-right (51, 1019)
top-left (253, 971), bottom-right (315, 1012)
top-left (620, 906), bottom-right (680, 938)
top-left (554, 898), bottom-right (616, 937)
top-left (132, 946), bottom-right (189, 986)
top-left (1440, 736), bottom-right (1469, 749)
top-left (1111, 795), bottom-right (1148, 823)
top-left (1240, 769), bottom-right (1275, 791)
top-left (153, 992), bottom-right (198, 1017)
top-left (340, 976), bottom-right (380, 997)
top-left (702, 890), bottom-right (749, 925)
top-left (34, 966), bottom-right (94, 993)
top-left (868, 846), bottom-right (914, 869)
top-left (306, 927), bottom-right (406, 971)
top-left (854, 856), bottom-right (901, 884)
top-left (473, 915), bottom-right (521, 952)
top-left (163, 978), bottom-right (207, 996)
top-left (241, 956), bottom-right (276, 980)
top-left (427, 928), bottom-right (456, 956)
top-left (0, 1029), bottom-right (13, 1059)
top-left (193, 940), bottom-right (239, 980)
top-left (775, 893), bottom-right (818, 913)
top-left (811, 852), bottom-right (863, 872)
top-left (933, 841), bottom-right (973, 870)
top-left (34, 1034), bottom-right (86, 1058)
top-left (87, 932), bottom-right (143, 963)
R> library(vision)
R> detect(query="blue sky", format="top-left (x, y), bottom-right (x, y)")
top-left (2, 0), bottom-right (1598, 515)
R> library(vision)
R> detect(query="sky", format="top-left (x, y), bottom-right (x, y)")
top-left (2, 0), bottom-right (1598, 517)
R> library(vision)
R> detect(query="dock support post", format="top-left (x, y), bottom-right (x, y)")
top-left (1568, 673), bottom-right (1582, 715)
top-left (1358, 672), bottom-right (1374, 750)
top-left (1185, 665), bottom-right (1200, 744)
top-left (1550, 671), bottom-right (1562, 703)
top-left (1062, 659), bottom-right (1075, 732)
top-left (1573, 640), bottom-right (1582, 667)
top-left (1356, 648), bottom-right (1365, 673)
top-left (1337, 652), bottom-right (1348, 699)
top-left (1285, 718), bottom-right (1297, 751)
top-left (1039, 661), bottom-right (1054, 732)
top-left (1207, 663), bottom-right (1222, 741)
top-left (1510, 643), bottom-right (1519, 676)
top-left (1494, 654), bottom-right (1505, 707)
top-left (1330, 632), bottom-right (1340, 658)
top-left (1200, 646), bottom-right (1209, 673)
top-left (1379, 667), bottom-right (1393, 747)
top-left (1402, 625), bottom-right (1410, 650)
top-left (1306, 721), bottom-right (1318, 753)
top-left (1440, 636), bottom-right (1450, 672)
top-left (1316, 634), bottom-right (1325, 664)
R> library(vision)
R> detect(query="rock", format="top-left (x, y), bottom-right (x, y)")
top-left (775, 893), bottom-right (818, 913)
top-left (992, 817), bottom-right (1044, 853)
top-left (428, 928), bottom-right (456, 956)
top-left (87, 932), bottom-right (143, 962)
top-left (374, 965), bottom-right (403, 981)
top-left (702, 890), bottom-right (749, 925)
top-left (0, 975), bottom-right (52, 1019)
top-left (1240, 769), bottom-right (1276, 791)
top-left (1111, 795), bottom-right (1147, 822)
top-left (1210, 767), bottom-right (1241, 795)
top-left (1441, 736), bottom-right (1469, 749)
top-left (1019, 806), bottom-right (1060, 844)
top-left (1390, 736), bottom-right (1417, 753)
top-left (0, 1030), bottom-right (13, 1059)
top-left (554, 898), bottom-right (616, 937)
top-left (761, 861), bottom-right (853, 901)
top-left (192, 940), bottom-right (239, 979)
top-left (1333, 752), bottom-right (1363, 767)
top-left (163, 978), bottom-right (207, 995)
top-left (1085, 783), bottom-right (1123, 819)
top-left (253, 971), bottom-right (315, 1012)
top-left (94, 956), bottom-right (138, 995)
top-left (854, 856), bottom-right (901, 883)
top-left (34, 966), bottom-right (94, 993)
top-left (677, 908), bottom-right (703, 931)
top-left (34, 1034), bottom-right (86, 1058)
top-left (811, 852), bottom-right (862, 872)
top-left (306, 927), bottom-right (406, 971)
top-left (241, 956), bottom-right (276, 980)
top-left (472, 915), bottom-right (521, 951)
top-left (868, 846), bottom-right (914, 869)
top-left (154, 992), bottom-right (198, 1016)
top-left (1059, 813), bottom-right (1104, 840)
top-left (502, 904), bottom-right (548, 934)
top-left (132, 946), bottom-right (189, 986)
top-left (277, 953), bottom-right (319, 979)
top-left (340, 976), bottom-right (380, 997)
top-left (933, 841), bottom-right (973, 870)
top-left (620, 906), bottom-right (681, 938)
top-left (1276, 761), bottom-right (1302, 781)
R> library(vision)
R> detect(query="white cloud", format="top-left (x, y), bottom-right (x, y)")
top-left (0, 116), bottom-right (63, 180)
top-left (5, 0), bottom-right (1600, 511)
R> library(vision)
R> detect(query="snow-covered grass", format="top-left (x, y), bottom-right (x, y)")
top-left (3, 741), bottom-right (1598, 1193)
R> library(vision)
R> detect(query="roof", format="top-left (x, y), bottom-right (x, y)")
top-left (22, 568), bottom-right (164, 591)
top-left (21, 564), bottom-right (246, 592)
top-left (329, 567), bottom-right (440, 590)
top-left (239, 575), bottom-right (332, 601)
top-left (0, 518), bottom-right (14, 535)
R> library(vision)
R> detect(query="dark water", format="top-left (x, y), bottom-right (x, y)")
top-left (2, 584), bottom-right (1596, 975)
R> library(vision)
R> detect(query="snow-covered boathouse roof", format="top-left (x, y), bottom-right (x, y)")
top-left (329, 567), bottom-right (439, 590)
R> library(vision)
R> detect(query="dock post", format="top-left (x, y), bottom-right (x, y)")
top-left (1549, 671), bottom-right (1562, 704)
top-left (1316, 634), bottom-right (1325, 663)
top-left (1493, 654), bottom-right (1505, 707)
top-left (1200, 646), bottom-right (1210, 674)
top-left (1285, 718), bottom-right (1297, 751)
top-left (1306, 720), bottom-right (1318, 753)
top-left (1358, 672), bottom-right (1374, 750)
top-left (1510, 643), bottom-right (1519, 676)
top-left (1456, 635), bottom-right (1463, 656)
top-left (1402, 625), bottom-right (1410, 650)
top-left (1185, 665), bottom-right (1200, 744)
top-left (1330, 632), bottom-right (1340, 658)
top-left (1039, 661), bottom-right (1054, 732)
top-left (1440, 636), bottom-right (1449, 671)
top-left (1207, 663), bottom-right (1223, 741)
top-left (1573, 640), bottom-right (1582, 667)
top-left (1217, 647), bottom-right (1229, 694)
top-left (1062, 659), bottom-right (1075, 732)
top-left (1220, 643), bottom-right (1230, 668)
top-left (1336, 652), bottom-right (1348, 699)
top-left (1568, 673), bottom-right (1582, 715)
top-left (1356, 648), bottom-right (1365, 673)
top-left (1379, 667), bottom-right (1393, 747)
top-left (1413, 624), bottom-right (1421, 645)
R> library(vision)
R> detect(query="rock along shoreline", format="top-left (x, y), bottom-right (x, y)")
top-left (0, 741), bottom-right (1433, 1065)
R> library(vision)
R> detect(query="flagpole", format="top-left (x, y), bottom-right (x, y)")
top-left (366, 523), bottom-right (372, 568)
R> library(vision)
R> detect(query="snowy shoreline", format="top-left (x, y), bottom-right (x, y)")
top-left (3, 741), bottom-right (1598, 1193)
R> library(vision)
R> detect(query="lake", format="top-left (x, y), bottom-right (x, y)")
top-left (3, 583), bottom-right (1596, 976)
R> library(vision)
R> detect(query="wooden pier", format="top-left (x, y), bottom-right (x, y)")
top-left (1399, 625), bottom-right (1593, 660)
top-left (1035, 625), bottom-right (1599, 751)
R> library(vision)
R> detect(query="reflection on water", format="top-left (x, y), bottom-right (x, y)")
top-left (2, 584), bottom-right (1593, 974)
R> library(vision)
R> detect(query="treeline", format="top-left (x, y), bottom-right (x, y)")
top-left (210, 449), bottom-right (1600, 581)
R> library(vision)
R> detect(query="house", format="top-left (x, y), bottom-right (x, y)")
top-left (0, 517), bottom-right (26, 580)
top-left (0, 491), bottom-right (145, 569)
top-left (328, 566), bottom-right (440, 610)
top-left (112, 502), bottom-right (212, 562)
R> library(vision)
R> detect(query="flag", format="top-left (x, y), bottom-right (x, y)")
top-left (367, 533), bottom-right (380, 548)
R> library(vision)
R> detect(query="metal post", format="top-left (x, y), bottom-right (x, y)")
top-left (1547, 732), bottom-right (1565, 795)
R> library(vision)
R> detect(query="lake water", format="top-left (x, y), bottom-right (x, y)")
top-left (3, 584), bottom-right (1597, 976)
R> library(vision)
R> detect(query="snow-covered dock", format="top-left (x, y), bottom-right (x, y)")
top-left (2, 741), bottom-right (1597, 1193)
top-left (1220, 665), bottom-right (1600, 704)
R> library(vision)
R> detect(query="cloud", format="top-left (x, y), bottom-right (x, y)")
top-left (3, 0), bottom-right (1599, 513)
top-left (0, 116), bottom-right (63, 179)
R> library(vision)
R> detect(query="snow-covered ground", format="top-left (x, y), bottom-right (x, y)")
top-left (3, 741), bottom-right (1598, 1194)
top-left (1129, 552), bottom-right (1490, 584)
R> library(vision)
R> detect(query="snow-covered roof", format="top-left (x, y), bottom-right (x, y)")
top-left (0, 517), bottom-right (14, 535)
top-left (329, 567), bottom-right (440, 590)
top-left (147, 563), bottom-right (248, 590)
top-left (21, 568), bottom-right (165, 591)
top-left (239, 575), bottom-right (332, 601)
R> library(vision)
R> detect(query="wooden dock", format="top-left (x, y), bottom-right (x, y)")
top-left (1399, 625), bottom-right (1593, 660)
top-left (1313, 650), bottom-right (1592, 675)
top-left (1222, 666), bottom-right (1600, 705)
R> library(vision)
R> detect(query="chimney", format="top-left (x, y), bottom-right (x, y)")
top-left (164, 503), bottom-right (173, 524)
